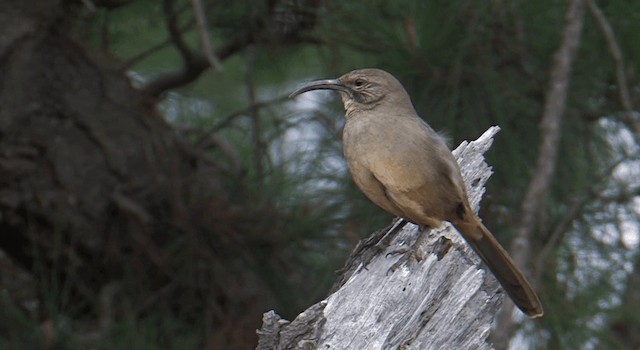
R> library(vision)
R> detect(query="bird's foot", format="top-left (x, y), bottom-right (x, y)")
top-left (374, 218), bottom-right (408, 251)
top-left (386, 245), bottom-right (425, 274)
top-left (386, 226), bottom-right (429, 274)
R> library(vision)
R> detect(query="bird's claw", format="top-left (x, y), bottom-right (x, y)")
top-left (386, 244), bottom-right (425, 275)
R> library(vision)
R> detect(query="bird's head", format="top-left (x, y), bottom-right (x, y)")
top-left (290, 68), bottom-right (413, 118)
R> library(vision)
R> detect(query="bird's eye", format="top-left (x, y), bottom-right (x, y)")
top-left (354, 79), bottom-right (365, 88)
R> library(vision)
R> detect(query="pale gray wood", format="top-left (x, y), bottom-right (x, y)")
top-left (257, 126), bottom-right (503, 350)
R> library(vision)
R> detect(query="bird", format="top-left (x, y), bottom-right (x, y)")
top-left (289, 68), bottom-right (543, 318)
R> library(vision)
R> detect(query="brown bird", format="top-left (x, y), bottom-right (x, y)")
top-left (290, 68), bottom-right (543, 318)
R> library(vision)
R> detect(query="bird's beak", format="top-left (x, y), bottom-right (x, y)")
top-left (289, 79), bottom-right (353, 98)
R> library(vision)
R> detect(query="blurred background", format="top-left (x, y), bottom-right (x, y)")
top-left (1, 0), bottom-right (639, 349)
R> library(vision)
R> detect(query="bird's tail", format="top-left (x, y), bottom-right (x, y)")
top-left (452, 218), bottom-right (543, 318)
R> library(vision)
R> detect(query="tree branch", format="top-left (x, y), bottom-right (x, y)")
top-left (189, 0), bottom-right (223, 71)
top-left (123, 18), bottom-right (195, 69)
top-left (162, 0), bottom-right (196, 66)
top-left (140, 30), bottom-right (253, 97)
top-left (586, 0), bottom-right (638, 133)
top-left (493, 0), bottom-right (586, 345)
top-left (193, 95), bottom-right (289, 144)
top-left (245, 44), bottom-right (264, 178)
top-left (533, 156), bottom-right (627, 281)
top-left (140, 1), bottom-right (321, 97)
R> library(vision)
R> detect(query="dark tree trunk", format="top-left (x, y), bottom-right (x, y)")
top-left (0, 1), bottom-right (322, 347)
top-left (0, 0), bottom-right (224, 314)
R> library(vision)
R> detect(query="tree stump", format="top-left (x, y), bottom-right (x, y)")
top-left (257, 126), bottom-right (504, 350)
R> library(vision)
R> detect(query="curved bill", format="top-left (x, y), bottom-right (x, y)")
top-left (289, 79), bottom-right (353, 98)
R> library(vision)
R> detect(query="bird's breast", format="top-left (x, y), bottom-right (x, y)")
top-left (343, 116), bottom-right (441, 192)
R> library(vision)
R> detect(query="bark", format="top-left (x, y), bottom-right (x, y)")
top-left (0, 0), bottom-right (227, 295)
top-left (493, 0), bottom-right (586, 345)
top-left (257, 127), bottom-right (506, 350)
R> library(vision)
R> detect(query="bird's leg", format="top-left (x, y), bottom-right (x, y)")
top-left (386, 225), bottom-right (430, 274)
top-left (336, 217), bottom-right (409, 273)
top-left (374, 217), bottom-right (408, 250)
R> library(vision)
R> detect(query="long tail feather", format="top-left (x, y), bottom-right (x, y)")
top-left (453, 218), bottom-right (543, 318)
